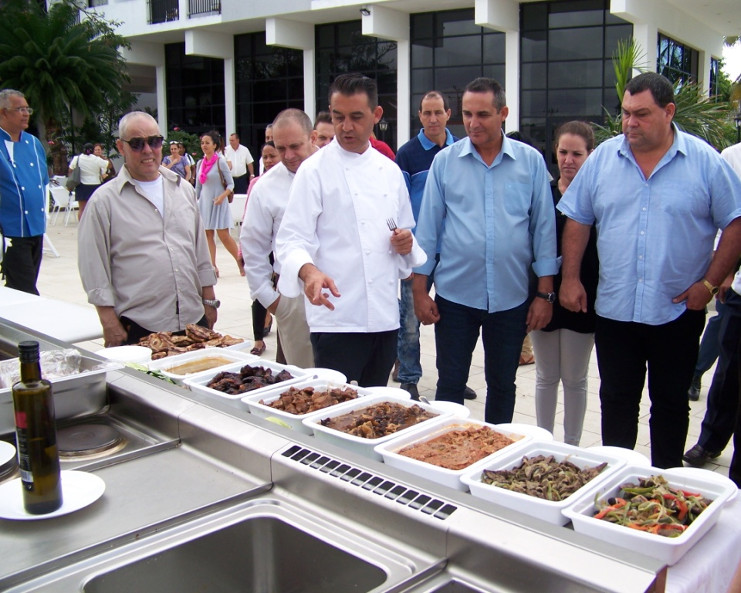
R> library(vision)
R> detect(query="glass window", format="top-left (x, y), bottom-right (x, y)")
top-left (549, 28), bottom-right (604, 61)
top-left (435, 36), bottom-right (482, 67)
top-left (710, 57), bottom-right (720, 97)
top-left (521, 31), bottom-right (547, 62)
top-left (657, 34), bottom-right (698, 84)
top-left (315, 21), bottom-right (398, 148)
top-left (233, 34), bottom-right (303, 152)
top-left (522, 63), bottom-right (547, 90)
top-left (549, 60), bottom-right (604, 89)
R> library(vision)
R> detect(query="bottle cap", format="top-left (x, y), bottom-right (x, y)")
top-left (18, 341), bottom-right (40, 363)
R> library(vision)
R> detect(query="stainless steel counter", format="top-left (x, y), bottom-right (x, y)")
top-left (0, 320), bottom-right (664, 593)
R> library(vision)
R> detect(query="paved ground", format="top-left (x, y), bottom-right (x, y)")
top-left (38, 214), bottom-right (733, 476)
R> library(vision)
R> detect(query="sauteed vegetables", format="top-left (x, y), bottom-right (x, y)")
top-left (480, 455), bottom-right (607, 501)
top-left (593, 475), bottom-right (711, 537)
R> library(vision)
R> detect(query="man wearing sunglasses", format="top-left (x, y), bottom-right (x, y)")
top-left (78, 111), bottom-right (219, 346)
top-left (0, 89), bottom-right (49, 295)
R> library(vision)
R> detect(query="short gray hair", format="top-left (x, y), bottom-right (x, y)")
top-left (273, 108), bottom-right (313, 136)
top-left (118, 111), bottom-right (159, 139)
top-left (0, 89), bottom-right (25, 110)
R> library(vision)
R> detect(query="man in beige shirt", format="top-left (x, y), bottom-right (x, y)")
top-left (78, 111), bottom-right (218, 346)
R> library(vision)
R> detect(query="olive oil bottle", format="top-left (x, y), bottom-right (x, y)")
top-left (12, 341), bottom-right (63, 514)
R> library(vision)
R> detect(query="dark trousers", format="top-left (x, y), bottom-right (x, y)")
top-left (697, 290), bottom-right (741, 454)
top-left (2, 235), bottom-right (43, 295)
top-left (233, 175), bottom-right (248, 195)
top-left (252, 300), bottom-right (268, 341)
top-left (434, 296), bottom-right (528, 424)
top-left (594, 310), bottom-right (705, 468)
top-left (310, 331), bottom-right (397, 387)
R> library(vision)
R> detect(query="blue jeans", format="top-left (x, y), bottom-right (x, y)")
top-left (693, 299), bottom-right (726, 377)
top-left (396, 257), bottom-right (436, 384)
top-left (434, 295), bottom-right (528, 424)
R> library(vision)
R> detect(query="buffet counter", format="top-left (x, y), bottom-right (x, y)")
top-left (0, 320), bottom-right (738, 592)
top-left (0, 287), bottom-right (102, 343)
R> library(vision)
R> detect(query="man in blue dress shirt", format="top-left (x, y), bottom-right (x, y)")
top-left (558, 72), bottom-right (741, 468)
top-left (0, 89), bottom-right (49, 295)
top-left (413, 78), bottom-right (558, 424)
top-left (394, 90), bottom-right (475, 402)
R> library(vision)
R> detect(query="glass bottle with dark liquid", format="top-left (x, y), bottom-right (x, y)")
top-left (12, 341), bottom-right (63, 514)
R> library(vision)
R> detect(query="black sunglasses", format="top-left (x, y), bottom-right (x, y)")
top-left (120, 135), bottom-right (164, 151)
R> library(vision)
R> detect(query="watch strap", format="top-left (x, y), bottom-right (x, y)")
top-left (701, 279), bottom-right (719, 296)
top-left (536, 291), bottom-right (556, 304)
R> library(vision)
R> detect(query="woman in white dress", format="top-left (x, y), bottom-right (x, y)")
top-left (195, 131), bottom-right (242, 277)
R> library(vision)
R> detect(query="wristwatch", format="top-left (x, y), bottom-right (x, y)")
top-left (202, 298), bottom-right (221, 309)
top-left (536, 291), bottom-right (557, 304)
top-left (701, 279), bottom-right (719, 296)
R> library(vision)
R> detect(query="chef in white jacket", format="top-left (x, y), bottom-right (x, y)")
top-left (277, 73), bottom-right (425, 387)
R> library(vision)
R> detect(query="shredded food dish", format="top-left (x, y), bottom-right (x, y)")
top-left (481, 454), bottom-right (607, 501)
top-left (592, 475), bottom-right (711, 537)
top-left (261, 385), bottom-right (358, 415)
top-left (320, 402), bottom-right (436, 439)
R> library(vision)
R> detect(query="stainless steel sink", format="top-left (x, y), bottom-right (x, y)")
top-left (83, 512), bottom-right (389, 593)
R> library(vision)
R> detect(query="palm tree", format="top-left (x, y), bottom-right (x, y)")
top-left (594, 39), bottom-right (736, 149)
top-left (0, 0), bottom-right (130, 171)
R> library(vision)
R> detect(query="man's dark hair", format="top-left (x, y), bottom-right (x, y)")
top-left (624, 72), bottom-right (675, 108)
top-left (83, 143), bottom-right (94, 155)
top-left (315, 111), bottom-right (332, 126)
top-left (419, 91), bottom-right (450, 112)
top-left (230, 132), bottom-right (240, 141)
top-left (329, 73), bottom-right (378, 109)
top-left (464, 78), bottom-right (506, 111)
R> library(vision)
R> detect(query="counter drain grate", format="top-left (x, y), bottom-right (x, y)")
top-left (281, 445), bottom-right (457, 520)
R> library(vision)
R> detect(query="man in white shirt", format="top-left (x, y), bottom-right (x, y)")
top-left (276, 73), bottom-right (425, 387)
top-left (311, 111), bottom-right (334, 148)
top-left (240, 109), bottom-right (316, 368)
top-left (225, 133), bottom-right (255, 194)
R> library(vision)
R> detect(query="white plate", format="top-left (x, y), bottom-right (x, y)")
top-left (426, 401), bottom-right (470, 418)
top-left (0, 470), bottom-right (105, 521)
top-left (562, 464), bottom-right (737, 565)
top-left (0, 440), bottom-right (15, 468)
top-left (146, 348), bottom-right (256, 383)
top-left (492, 423), bottom-right (554, 441)
top-left (667, 466), bottom-right (738, 503)
top-left (96, 345), bottom-right (152, 364)
top-left (301, 368), bottom-right (348, 384)
top-left (363, 386), bottom-right (412, 400)
top-left (461, 440), bottom-right (626, 525)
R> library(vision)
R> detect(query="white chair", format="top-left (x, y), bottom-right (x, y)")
top-left (48, 185), bottom-right (76, 226)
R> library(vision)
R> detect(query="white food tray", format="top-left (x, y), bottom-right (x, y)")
top-left (460, 440), bottom-right (626, 525)
top-left (183, 359), bottom-right (309, 405)
top-left (302, 393), bottom-right (452, 460)
top-left (374, 418), bottom-right (542, 491)
top-left (242, 378), bottom-right (375, 434)
top-left (562, 464), bottom-right (738, 565)
top-left (146, 348), bottom-right (257, 383)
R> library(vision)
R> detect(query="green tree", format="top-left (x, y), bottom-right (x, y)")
top-left (594, 39), bottom-right (736, 149)
top-left (0, 0), bottom-right (130, 171)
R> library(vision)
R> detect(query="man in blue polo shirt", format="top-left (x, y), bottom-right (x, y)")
top-left (0, 89), bottom-right (49, 295)
top-left (558, 72), bottom-right (741, 468)
top-left (394, 91), bottom-right (475, 401)
top-left (413, 78), bottom-right (558, 424)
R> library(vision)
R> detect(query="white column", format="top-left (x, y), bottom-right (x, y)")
top-left (122, 42), bottom-right (166, 133)
top-left (185, 30), bottom-right (235, 135)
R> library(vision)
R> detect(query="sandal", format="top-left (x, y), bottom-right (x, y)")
top-left (251, 341), bottom-right (266, 356)
top-left (263, 318), bottom-right (273, 336)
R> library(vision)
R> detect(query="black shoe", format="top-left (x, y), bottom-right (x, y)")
top-left (391, 359), bottom-right (400, 382)
top-left (463, 386), bottom-right (477, 400)
top-left (400, 383), bottom-right (420, 401)
top-left (682, 444), bottom-right (721, 467)
top-left (688, 376), bottom-right (701, 402)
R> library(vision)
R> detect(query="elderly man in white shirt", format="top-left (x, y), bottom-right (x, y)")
top-left (225, 133), bottom-right (255, 195)
top-left (276, 73), bottom-right (425, 387)
top-left (240, 109), bottom-right (317, 368)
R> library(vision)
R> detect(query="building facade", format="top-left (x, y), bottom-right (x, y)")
top-left (87, 0), bottom-right (737, 169)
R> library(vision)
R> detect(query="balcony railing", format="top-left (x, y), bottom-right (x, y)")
top-left (149, 0), bottom-right (179, 24)
top-left (189, 0), bottom-right (221, 17)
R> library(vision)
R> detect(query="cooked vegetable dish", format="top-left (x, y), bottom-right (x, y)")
top-left (481, 454), bottom-right (607, 501)
top-left (320, 401), bottom-right (436, 439)
top-left (592, 474), bottom-right (711, 537)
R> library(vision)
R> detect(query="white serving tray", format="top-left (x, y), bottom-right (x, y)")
top-left (460, 440), bottom-right (626, 525)
top-left (183, 359), bottom-right (308, 406)
top-left (562, 464), bottom-right (738, 565)
top-left (242, 378), bottom-right (375, 434)
top-left (147, 348), bottom-right (257, 383)
top-left (302, 393), bottom-right (452, 460)
top-left (374, 418), bottom-right (541, 491)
